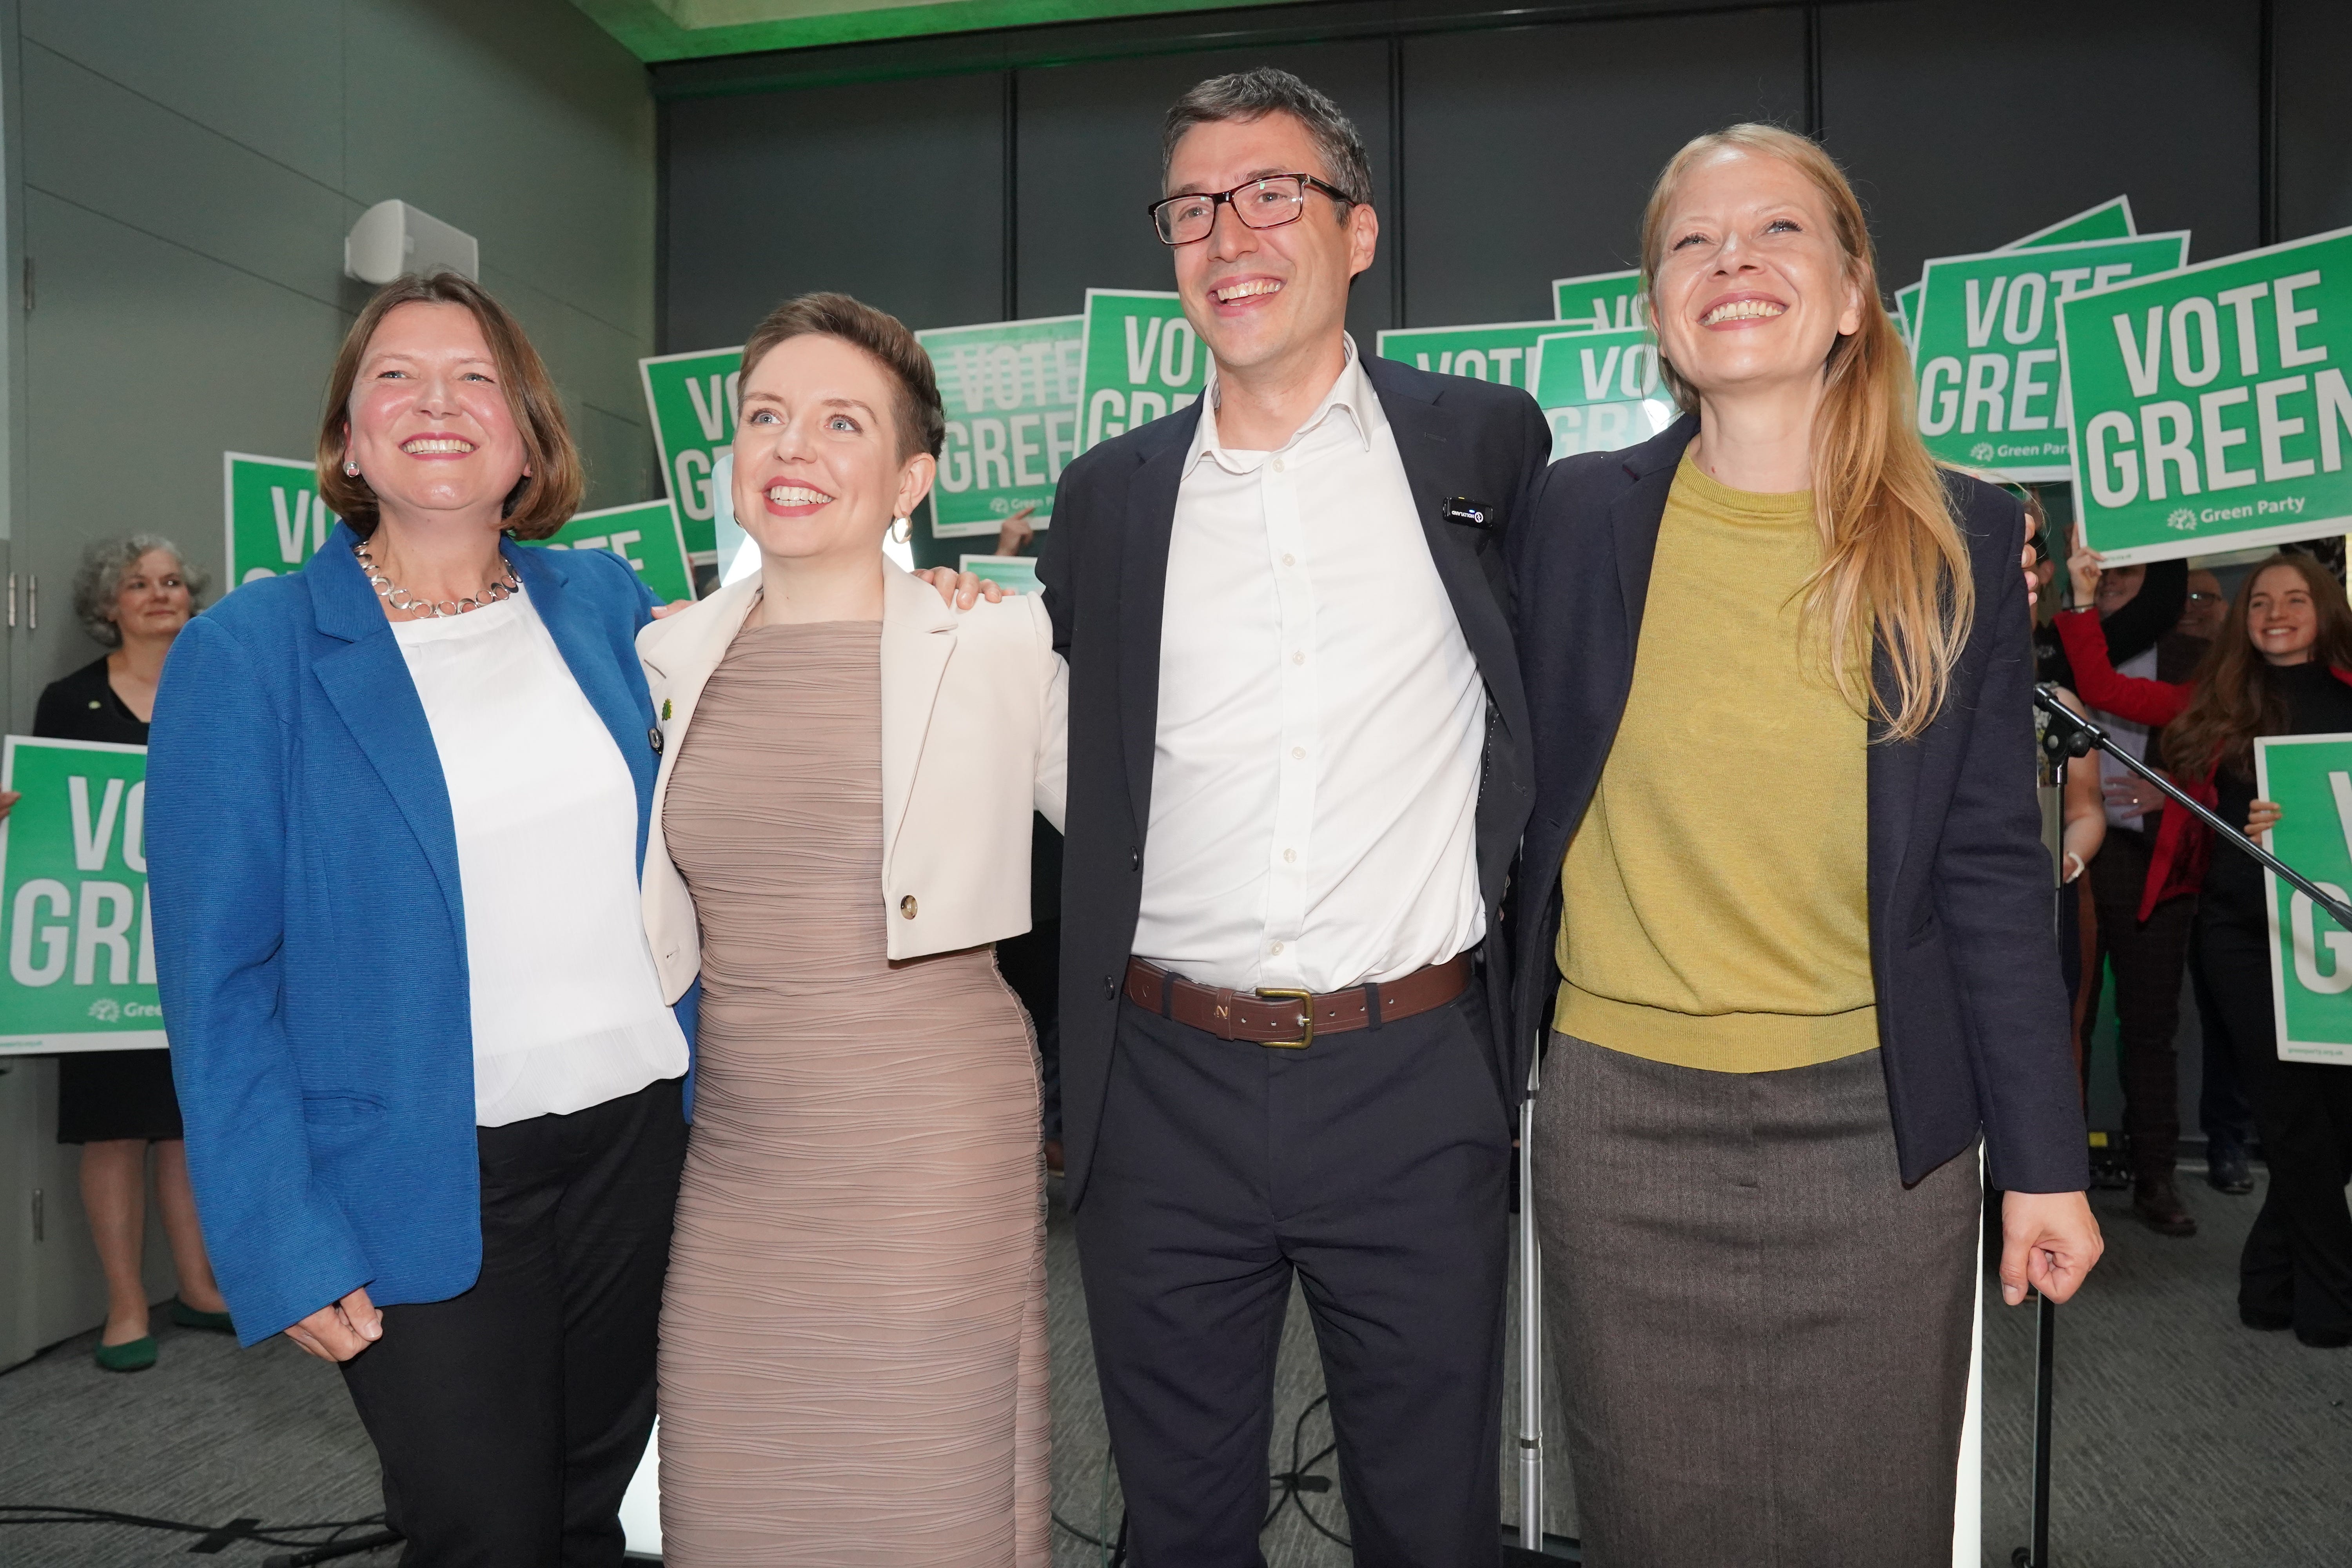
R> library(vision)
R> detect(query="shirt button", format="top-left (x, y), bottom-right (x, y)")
top-left (1283, 848), bottom-right (1297, 863)
top-left (1272, 457), bottom-right (1286, 473)
top-left (900, 895), bottom-right (918, 919)
top-left (1270, 942), bottom-right (1284, 955)
top-left (1291, 746), bottom-right (1305, 760)
top-left (1281, 554), bottom-right (1296, 567)
top-left (1291, 651), bottom-right (1305, 665)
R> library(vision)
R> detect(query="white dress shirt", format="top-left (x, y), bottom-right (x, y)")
top-left (393, 588), bottom-right (688, 1127)
top-left (1132, 337), bottom-right (1487, 994)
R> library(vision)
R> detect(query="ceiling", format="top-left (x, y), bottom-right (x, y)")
top-left (570, 0), bottom-right (1311, 60)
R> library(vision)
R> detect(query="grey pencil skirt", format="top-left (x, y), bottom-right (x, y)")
top-left (1533, 1032), bottom-right (1981, 1568)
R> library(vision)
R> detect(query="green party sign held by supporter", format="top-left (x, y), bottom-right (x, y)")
top-left (920, 316), bottom-right (1085, 540)
top-left (526, 498), bottom-right (696, 604)
top-left (1895, 198), bottom-right (2137, 347)
top-left (2062, 227), bottom-right (2352, 565)
top-left (2254, 733), bottom-right (2352, 1063)
top-left (639, 346), bottom-right (742, 561)
top-left (1375, 320), bottom-right (1555, 396)
top-left (1076, 290), bottom-right (1206, 456)
top-left (224, 452), bottom-right (338, 585)
top-left (1531, 327), bottom-right (1681, 460)
top-left (0, 738), bottom-right (163, 1056)
top-left (1551, 268), bottom-right (1647, 334)
top-left (1913, 231), bottom-right (2190, 482)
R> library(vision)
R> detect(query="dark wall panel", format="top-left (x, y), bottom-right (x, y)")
top-left (1401, 12), bottom-right (1807, 328)
top-left (1013, 40), bottom-right (1394, 341)
top-left (1820, 0), bottom-right (2261, 288)
top-left (663, 72), bottom-right (1003, 348)
top-left (2277, 0), bottom-right (2352, 241)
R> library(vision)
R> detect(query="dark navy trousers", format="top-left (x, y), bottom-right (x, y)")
top-left (1074, 981), bottom-right (1514, 1568)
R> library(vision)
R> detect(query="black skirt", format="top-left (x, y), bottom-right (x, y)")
top-left (57, 1049), bottom-right (184, 1143)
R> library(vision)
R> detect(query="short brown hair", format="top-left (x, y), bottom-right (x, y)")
top-left (1161, 69), bottom-right (1373, 208)
top-left (315, 272), bottom-right (583, 540)
top-left (739, 292), bottom-right (945, 463)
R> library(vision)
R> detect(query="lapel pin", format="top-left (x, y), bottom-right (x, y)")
top-left (1441, 497), bottom-right (1495, 529)
top-left (661, 699), bottom-right (672, 720)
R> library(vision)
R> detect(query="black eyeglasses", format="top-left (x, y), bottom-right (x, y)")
top-left (1147, 174), bottom-right (1354, 246)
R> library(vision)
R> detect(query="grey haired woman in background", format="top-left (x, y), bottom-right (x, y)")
top-left (0, 536), bottom-right (234, 1369)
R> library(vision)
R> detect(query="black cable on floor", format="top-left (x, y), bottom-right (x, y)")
top-left (1263, 1392), bottom-right (1351, 1549)
top-left (0, 1503), bottom-right (390, 1550)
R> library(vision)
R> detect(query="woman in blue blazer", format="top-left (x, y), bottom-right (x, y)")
top-left (147, 274), bottom-right (692, 1567)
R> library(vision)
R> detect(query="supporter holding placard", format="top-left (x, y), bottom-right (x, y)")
top-left (1512, 123), bottom-right (2101, 1564)
top-left (2057, 546), bottom-right (2352, 1347)
top-left (0, 537), bottom-right (233, 1373)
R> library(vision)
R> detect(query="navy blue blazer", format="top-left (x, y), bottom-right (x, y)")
top-left (1038, 353), bottom-right (1553, 1204)
top-left (146, 525), bottom-right (690, 1345)
top-left (1508, 417), bottom-right (2090, 1194)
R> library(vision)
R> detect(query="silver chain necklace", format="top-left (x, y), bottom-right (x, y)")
top-left (354, 537), bottom-right (520, 619)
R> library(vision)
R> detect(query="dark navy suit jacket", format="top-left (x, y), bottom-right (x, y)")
top-left (1038, 352), bottom-right (1553, 1205)
top-left (1509, 416), bottom-right (2090, 1194)
top-left (146, 525), bottom-right (692, 1345)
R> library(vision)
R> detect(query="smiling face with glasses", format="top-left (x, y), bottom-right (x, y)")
top-left (1154, 113), bottom-right (1378, 414)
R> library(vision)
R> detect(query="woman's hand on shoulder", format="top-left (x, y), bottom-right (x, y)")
top-left (913, 566), bottom-right (1009, 611)
top-left (650, 599), bottom-right (695, 620)
top-left (1998, 1189), bottom-right (2103, 1306)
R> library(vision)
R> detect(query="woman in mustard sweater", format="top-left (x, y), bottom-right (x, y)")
top-left (1510, 125), bottom-right (2103, 1565)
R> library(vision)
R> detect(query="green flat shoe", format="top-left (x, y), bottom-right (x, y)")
top-left (94, 1335), bottom-right (156, 1372)
top-left (168, 1299), bottom-right (235, 1334)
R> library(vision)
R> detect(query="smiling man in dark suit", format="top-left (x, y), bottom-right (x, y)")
top-left (1035, 68), bottom-right (1549, 1567)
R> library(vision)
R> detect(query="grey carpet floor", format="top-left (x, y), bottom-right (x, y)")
top-left (4, 1173), bottom-right (2347, 1566)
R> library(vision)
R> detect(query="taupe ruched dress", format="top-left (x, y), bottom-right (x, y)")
top-left (657, 621), bottom-right (1049, 1566)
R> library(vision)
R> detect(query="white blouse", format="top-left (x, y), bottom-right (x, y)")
top-left (392, 588), bottom-right (687, 1127)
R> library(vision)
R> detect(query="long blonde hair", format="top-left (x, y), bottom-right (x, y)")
top-left (1640, 124), bottom-right (1973, 741)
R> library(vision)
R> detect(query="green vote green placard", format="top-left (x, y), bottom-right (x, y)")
top-left (920, 315), bottom-right (1084, 539)
top-left (639, 345), bottom-right (742, 561)
top-left (1913, 231), bottom-right (2190, 481)
top-left (1894, 199), bottom-right (2135, 348)
top-left (1375, 320), bottom-right (1556, 397)
top-left (2255, 732), bottom-right (2352, 1064)
top-left (2009, 196), bottom-right (2136, 251)
top-left (1551, 268), bottom-right (1646, 333)
top-left (0, 738), bottom-right (163, 1055)
top-left (2061, 226), bottom-right (2352, 565)
top-left (1531, 327), bottom-right (1681, 459)
top-left (1076, 290), bottom-right (1206, 456)
top-left (224, 452), bottom-right (338, 586)
top-left (526, 498), bottom-right (696, 604)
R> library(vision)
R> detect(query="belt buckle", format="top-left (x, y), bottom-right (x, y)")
top-left (1253, 987), bottom-right (1314, 1049)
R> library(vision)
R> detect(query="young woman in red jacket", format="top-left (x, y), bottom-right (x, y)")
top-left (2059, 547), bottom-right (2352, 1348)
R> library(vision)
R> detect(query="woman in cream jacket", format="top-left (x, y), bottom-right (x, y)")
top-left (638, 292), bottom-right (1063, 1568)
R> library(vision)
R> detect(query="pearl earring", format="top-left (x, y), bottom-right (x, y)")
top-left (343, 460), bottom-right (360, 477)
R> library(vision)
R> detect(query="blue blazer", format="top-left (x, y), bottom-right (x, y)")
top-left (146, 525), bottom-right (692, 1346)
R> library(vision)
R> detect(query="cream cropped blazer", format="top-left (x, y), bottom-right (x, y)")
top-left (637, 561), bottom-right (1068, 1003)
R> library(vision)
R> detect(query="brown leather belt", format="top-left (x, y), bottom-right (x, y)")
top-left (1123, 953), bottom-right (1474, 1049)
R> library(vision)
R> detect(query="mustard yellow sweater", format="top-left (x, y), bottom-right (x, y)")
top-left (1553, 455), bottom-right (1878, 1072)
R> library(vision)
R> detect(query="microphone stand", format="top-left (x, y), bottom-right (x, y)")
top-left (2033, 684), bottom-right (2352, 930)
